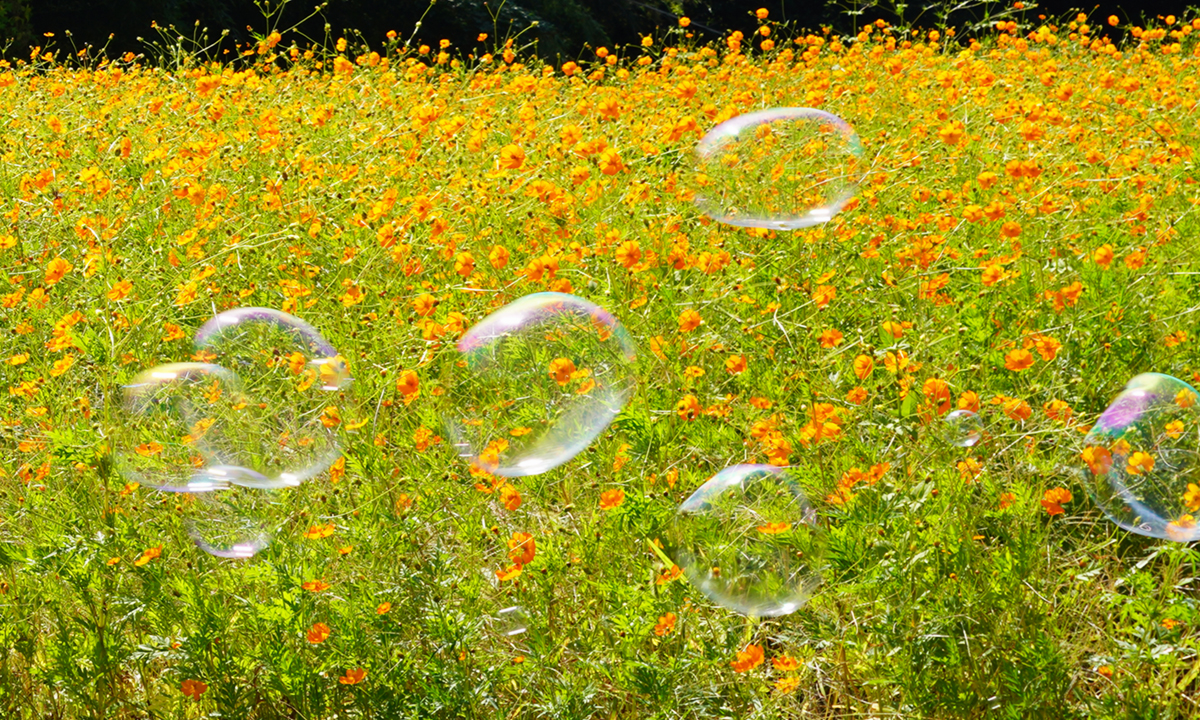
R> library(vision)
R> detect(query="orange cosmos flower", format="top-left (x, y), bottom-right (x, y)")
top-left (730, 643), bottom-right (764, 672)
top-left (1176, 390), bottom-right (1196, 409)
top-left (656, 564), bottom-right (683, 584)
top-left (775, 677), bottom-right (801, 694)
top-left (998, 492), bottom-right (1016, 510)
top-left (599, 488), bottom-right (626, 510)
top-left (1183, 483), bottom-right (1200, 512)
top-left (1004, 349), bottom-right (1034, 372)
top-left (957, 457), bottom-right (983, 481)
top-left (338, 668), bottom-right (367, 685)
top-left (1041, 487), bottom-right (1072, 516)
top-left (495, 564), bottom-right (523, 582)
top-left (937, 121), bottom-right (965, 145)
top-left (548, 357), bottom-right (577, 386)
top-left (395, 370), bottom-right (419, 403)
top-left (756, 521), bottom-right (790, 534)
top-left (304, 523), bottom-right (336, 540)
top-left (1126, 451), bottom-right (1154, 475)
top-left (162, 323), bottom-right (186, 342)
top-left (1093, 244), bottom-right (1114, 268)
top-left (507, 531), bottom-right (536, 565)
top-left (180, 679), bottom-right (208, 699)
top-left (818, 329), bottom-right (843, 347)
top-left (302, 579), bottom-right (331, 593)
top-left (489, 245), bottom-right (510, 269)
top-left (498, 483), bottom-right (522, 511)
top-left (134, 545), bottom-right (162, 567)
top-left (846, 386), bottom-right (868, 404)
top-left (773, 655), bottom-right (802, 672)
top-left (615, 240), bottom-right (642, 268)
top-left (45, 257), bottom-right (72, 285)
top-left (812, 284), bottom-right (836, 309)
top-left (675, 394), bottom-right (701, 420)
top-left (853, 355), bottom-right (874, 380)
top-left (107, 279), bottom-right (132, 300)
top-left (307, 622), bottom-right (331, 644)
top-left (377, 602), bottom-right (392, 615)
top-left (498, 144), bottom-right (525, 169)
top-left (677, 309), bottom-right (702, 333)
top-left (654, 612), bottom-right (677, 636)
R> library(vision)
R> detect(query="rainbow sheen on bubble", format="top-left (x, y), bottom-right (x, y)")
top-left (944, 409), bottom-right (984, 447)
top-left (193, 307), bottom-right (351, 488)
top-left (1081, 373), bottom-right (1200, 542)
top-left (666, 465), bottom-right (826, 617)
top-left (446, 292), bottom-right (637, 478)
top-left (692, 107), bottom-right (863, 230)
top-left (117, 363), bottom-right (251, 492)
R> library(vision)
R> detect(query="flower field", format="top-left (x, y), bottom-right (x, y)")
top-left (1, 8), bottom-right (1200, 718)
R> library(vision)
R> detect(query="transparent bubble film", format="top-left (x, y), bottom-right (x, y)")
top-left (666, 465), bottom-right (826, 617)
top-left (1081, 373), bottom-right (1200, 543)
top-left (494, 605), bottom-right (529, 637)
top-left (692, 107), bottom-right (863, 230)
top-left (117, 363), bottom-right (252, 493)
top-left (944, 409), bottom-right (984, 448)
top-left (183, 481), bottom-right (277, 559)
top-left (447, 292), bottom-right (637, 478)
top-left (193, 307), bottom-right (352, 488)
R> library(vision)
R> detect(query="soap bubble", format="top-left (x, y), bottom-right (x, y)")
top-left (666, 464), bottom-right (826, 617)
top-left (943, 409), bottom-right (984, 447)
top-left (692, 107), bottom-right (863, 230)
top-left (193, 308), bottom-right (352, 488)
top-left (447, 292), bottom-right (637, 478)
top-left (494, 605), bottom-right (528, 637)
top-left (1081, 373), bottom-right (1200, 542)
top-left (117, 363), bottom-right (251, 492)
top-left (183, 481), bottom-right (276, 559)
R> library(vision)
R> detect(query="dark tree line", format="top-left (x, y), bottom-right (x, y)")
top-left (0, 0), bottom-right (1191, 62)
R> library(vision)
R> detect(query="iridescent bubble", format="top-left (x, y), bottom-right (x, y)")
top-left (116, 363), bottom-right (251, 492)
top-left (193, 307), bottom-right (352, 488)
top-left (494, 605), bottom-right (528, 637)
top-left (447, 292), bottom-right (637, 478)
top-left (692, 107), bottom-right (863, 230)
top-left (943, 409), bottom-right (984, 447)
top-left (183, 480), bottom-right (276, 559)
top-left (1081, 373), bottom-right (1200, 542)
top-left (665, 465), bottom-right (826, 617)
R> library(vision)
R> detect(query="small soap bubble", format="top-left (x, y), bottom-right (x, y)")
top-left (1081, 373), bottom-right (1200, 542)
top-left (447, 292), bottom-right (637, 478)
top-left (193, 307), bottom-right (352, 488)
top-left (665, 464), bottom-right (826, 617)
top-left (944, 409), bottom-right (984, 447)
top-left (184, 481), bottom-right (276, 559)
top-left (692, 107), bottom-right (863, 230)
top-left (495, 605), bottom-right (528, 637)
top-left (116, 363), bottom-right (249, 492)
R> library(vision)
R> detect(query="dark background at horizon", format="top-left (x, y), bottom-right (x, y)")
top-left (0, 0), bottom-right (1195, 62)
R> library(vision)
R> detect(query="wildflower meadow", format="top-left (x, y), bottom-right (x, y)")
top-left (1, 4), bottom-right (1200, 717)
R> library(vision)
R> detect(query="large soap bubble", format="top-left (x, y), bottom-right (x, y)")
top-left (943, 409), bottom-right (984, 448)
top-left (1081, 373), bottom-right (1200, 542)
top-left (447, 292), bottom-right (637, 477)
top-left (692, 107), bottom-right (863, 230)
top-left (193, 308), bottom-right (352, 488)
top-left (116, 363), bottom-right (252, 492)
top-left (665, 464), bottom-right (826, 617)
